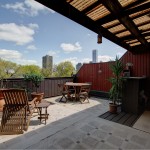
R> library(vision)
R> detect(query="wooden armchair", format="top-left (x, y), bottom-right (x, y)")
top-left (0, 89), bottom-right (37, 135)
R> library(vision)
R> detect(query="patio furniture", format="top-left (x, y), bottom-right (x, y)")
top-left (36, 100), bottom-right (51, 125)
top-left (58, 83), bottom-right (73, 103)
top-left (0, 89), bottom-right (37, 134)
top-left (79, 84), bottom-right (91, 103)
top-left (65, 82), bottom-right (91, 101)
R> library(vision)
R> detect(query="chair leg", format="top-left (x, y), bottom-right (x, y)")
top-left (87, 97), bottom-right (90, 103)
top-left (59, 95), bottom-right (68, 103)
top-left (64, 95), bottom-right (68, 103)
top-left (59, 96), bottom-right (63, 102)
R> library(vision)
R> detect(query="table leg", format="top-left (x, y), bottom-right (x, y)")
top-left (45, 107), bottom-right (47, 125)
top-left (39, 108), bottom-right (42, 123)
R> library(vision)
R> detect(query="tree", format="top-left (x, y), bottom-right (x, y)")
top-left (54, 61), bottom-right (75, 77)
top-left (19, 65), bottom-right (42, 76)
top-left (0, 59), bottom-right (21, 87)
top-left (41, 68), bottom-right (52, 77)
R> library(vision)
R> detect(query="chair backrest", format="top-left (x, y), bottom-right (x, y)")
top-left (58, 83), bottom-right (67, 92)
top-left (80, 84), bottom-right (91, 93)
top-left (1, 89), bottom-right (28, 106)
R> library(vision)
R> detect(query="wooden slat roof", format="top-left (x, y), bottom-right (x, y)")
top-left (35, 0), bottom-right (150, 53)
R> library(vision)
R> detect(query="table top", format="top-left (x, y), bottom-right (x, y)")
top-left (65, 82), bottom-right (91, 87)
top-left (36, 100), bottom-right (51, 108)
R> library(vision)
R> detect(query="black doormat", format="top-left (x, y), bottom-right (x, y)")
top-left (99, 111), bottom-right (141, 127)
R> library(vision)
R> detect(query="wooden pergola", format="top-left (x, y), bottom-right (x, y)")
top-left (35, 0), bottom-right (150, 53)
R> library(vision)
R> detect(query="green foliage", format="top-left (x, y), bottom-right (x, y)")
top-left (23, 73), bottom-right (44, 92)
top-left (109, 56), bottom-right (124, 105)
top-left (0, 59), bottom-right (21, 88)
top-left (41, 68), bottom-right (52, 77)
top-left (53, 61), bottom-right (75, 77)
top-left (20, 65), bottom-right (41, 75)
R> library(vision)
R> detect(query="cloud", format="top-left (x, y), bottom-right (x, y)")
top-left (0, 49), bottom-right (37, 65)
top-left (63, 57), bottom-right (78, 66)
top-left (47, 50), bottom-right (60, 56)
top-left (81, 58), bottom-right (92, 64)
top-left (0, 49), bottom-right (22, 59)
top-left (60, 42), bottom-right (82, 53)
top-left (0, 23), bottom-right (38, 45)
top-left (28, 23), bottom-right (39, 29)
top-left (79, 55), bottom-right (114, 64)
top-left (27, 45), bottom-right (37, 50)
top-left (2, 0), bottom-right (55, 17)
top-left (15, 59), bottom-right (37, 65)
top-left (98, 55), bottom-right (114, 62)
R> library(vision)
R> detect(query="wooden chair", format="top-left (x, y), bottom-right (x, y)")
top-left (79, 84), bottom-right (91, 103)
top-left (58, 83), bottom-right (69, 102)
top-left (0, 89), bottom-right (37, 135)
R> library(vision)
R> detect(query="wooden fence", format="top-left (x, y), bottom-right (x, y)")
top-left (2, 77), bottom-right (73, 98)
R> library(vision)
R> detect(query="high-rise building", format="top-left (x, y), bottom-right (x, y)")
top-left (92, 49), bottom-right (98, 63)
top-left (76, 63), bottom-right (82, 72)
top-left (42, 55), bottom-right (53, 71)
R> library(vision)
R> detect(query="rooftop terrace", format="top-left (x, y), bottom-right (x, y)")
top-left (0, 96), bottom-right (150, 149)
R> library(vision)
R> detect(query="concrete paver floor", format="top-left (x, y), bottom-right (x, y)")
top-left (0, 96), bottom-right (150, 149)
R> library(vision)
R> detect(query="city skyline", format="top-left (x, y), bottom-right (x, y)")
top-left (0, 0), bottom-right (127, 68)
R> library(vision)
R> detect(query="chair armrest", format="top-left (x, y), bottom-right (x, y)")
top-left (28, 97), bottom-right (38, 106)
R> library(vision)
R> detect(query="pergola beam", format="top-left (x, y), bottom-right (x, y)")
top-left (101, 0), bottom-right (148, 46)
top-left (96, 1), bottom-right (150, 26)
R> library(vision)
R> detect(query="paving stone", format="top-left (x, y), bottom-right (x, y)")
top-left (80, 124), bottom-right (95, 133)
top-left (100, 124), bottom-right (113, 132)
top-left (92, 129), bottom-right (108, 140)
top-left (72, 144), bottom-right (87, 149)
top-left (82, 136), bottom-right (99, 148)
top-left (4, 136), bottom-right (22, 148)
top-left (123, 142), bottom-right (142, 149)
top-left (56, 137), bottom-right (75, 149)
top-left (69, 130), bottom-right (86, 140)
top-left (113, 129), bottom-right (129, 139)
top-left (46, 133), bottom-right (64, 146)
top-left (107, 135), bottom-right (123, 147)
top-left (24, 130), bottom-right (38, 138)
top-left (95, 142), bottom-right (116, 149)
top-left (47, 145), bottom-right (59, 149)
top-left (0, 143), bottom-right (6, 149)
top-left (130, 134), bottom-right (148, 146)
top-left (145, 141), bottom-right (150, 149)
top-left (27, 138), bottom-right (49, 149)
top-left (88, 120), bottom-right (101, 128)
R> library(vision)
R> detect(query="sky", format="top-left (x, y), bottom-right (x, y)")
top-left (0, 0), bottom-right (127, 68)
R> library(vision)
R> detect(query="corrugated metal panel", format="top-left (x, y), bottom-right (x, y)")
top-left (77, 51), bottom-right (150, 93)
top-left (3, 77), bottom-right (74, 98)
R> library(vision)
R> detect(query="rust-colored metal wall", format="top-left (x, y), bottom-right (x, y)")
top-left (77, 62), bottom-right (113, 92)
top-left (77, 51), bottom-right (150, 94)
